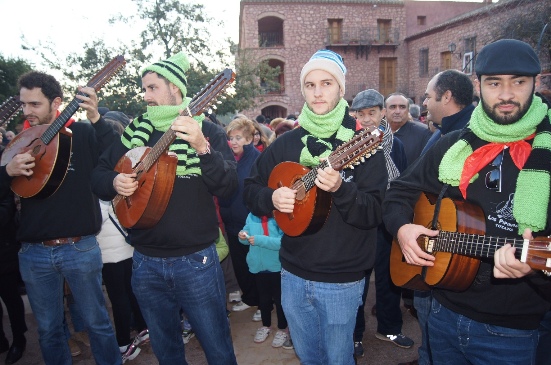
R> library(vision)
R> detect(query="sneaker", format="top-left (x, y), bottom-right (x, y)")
top-left (252, 309), bottom-right (262, 322)
top-left (120, 343), bottom-right (141, 363)
top-left (228, 290), bottom-right (241, 303)
top-left (253, 326), bottom-right (271, 343)
top-left (182, 329), bottom-right (195, 344)
top-left (375, 332), bottom-right (414, 349)
top-left (232, 301), bottom-right (251, 312)
top-left (133, 329), bottom-right (150, 346)
top-left (354, 341), bottom-right (364, 357)
top-left (68, 338), bottom-right (81, 357)
top-left (271, 330), bottom-right (288, 348)
top-left (282, 337), bottom-right (294, 350)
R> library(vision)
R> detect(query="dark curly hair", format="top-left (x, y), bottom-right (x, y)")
top-left (18, 71), bottom-right (63, 103)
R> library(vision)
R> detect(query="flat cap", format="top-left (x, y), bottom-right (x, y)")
top-left (351, 89), bottom-right (384, 111)
top-left (475, 39), bottom-right (540, 77)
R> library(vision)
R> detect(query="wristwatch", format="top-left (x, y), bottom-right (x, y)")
top-left (197, 141), bottom-right (211, 155)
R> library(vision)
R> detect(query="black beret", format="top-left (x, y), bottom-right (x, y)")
top-left (475, 39), bottom-right (540, 77)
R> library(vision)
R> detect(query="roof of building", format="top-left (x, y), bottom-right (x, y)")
top-left (242, 0), bottom-right (403, 4)
top-left (405, 0), bottom-right (521, 40)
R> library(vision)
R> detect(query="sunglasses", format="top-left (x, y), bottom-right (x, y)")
top-left (485, 149), bottom-right (504, 192)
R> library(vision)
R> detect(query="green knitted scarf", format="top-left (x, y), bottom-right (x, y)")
top-left (298, 98), bottom-right (356, 167)
top-left (121, 99), bottom-right (205, 176)
top-left (439, 96), bottom-right (551, 234)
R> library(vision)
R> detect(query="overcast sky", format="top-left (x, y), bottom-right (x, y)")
top-left (0, 0), bottom-right (241, 69)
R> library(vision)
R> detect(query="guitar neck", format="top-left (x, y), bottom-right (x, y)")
top-left (138, 129), bottom-right (177, 173)
top-left (41, 95), bottom-right (84, 145)
top-left (0, 96), bottom-right (22, 126)
top-left (293, 127), bottom-right (382, 193)
top-left (432, 231), bottom-right (551, 269)
top-left (298, 160), bottom-right (329, 192)
top-left (434, 231), bottom-right (525, 259)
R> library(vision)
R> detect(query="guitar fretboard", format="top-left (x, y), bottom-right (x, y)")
top-left (434, 231), bottom-right (525, 259)
top-left (41, 95), bottom-right (85, 145)
top-left (298, 160), bottom-right (329, 192)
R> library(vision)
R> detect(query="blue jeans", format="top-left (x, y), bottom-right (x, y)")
top-left (18, 236), bottom-right (120, 365)
top-left (131, 245), bottom-right (237, 365)
top-left (356, 226), bottom-right (404, 340)
top-left (281, 268), bottom-right (363, 365)
top-left (536, 310), bottom-right (551, 365)
top-left (429, 298), bottom-right (538, 365)
top-left (414, 290), bottom-right (432, 365)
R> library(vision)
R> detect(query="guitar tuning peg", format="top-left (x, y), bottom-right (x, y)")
top-left (350, 165), bottom-right (354, 170)
top-left (212, 105), bottom-right (218, 110)
top-left (360, 157), bottom-right (365, 163)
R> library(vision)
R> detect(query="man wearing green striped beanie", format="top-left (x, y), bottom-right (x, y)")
top-left (383, 39), bottom-right (551, 365)
top-left (91, 51), bottom-right (238, 364)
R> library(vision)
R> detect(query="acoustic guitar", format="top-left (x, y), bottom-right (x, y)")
top-left (0, 55), bottom-right (126, 199)
top-left (268, 126), bottom-right (383, 237)
top-left (390, 192), bottom-right (551, 292)
top-left (112, 68), bottom-right (235, 229)
top-left (0, 95), bottom-right (22, 127)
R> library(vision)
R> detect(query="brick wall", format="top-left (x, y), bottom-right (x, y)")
top-left (238, 0), bottom-right (549, 118)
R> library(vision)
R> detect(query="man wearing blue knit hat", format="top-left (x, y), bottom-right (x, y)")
top-left (244, 49), bottom-right (388, 364)
top-left (91, 51), bottom-right (238, 365)
top-left (384, 39), bottom-right (551, 365)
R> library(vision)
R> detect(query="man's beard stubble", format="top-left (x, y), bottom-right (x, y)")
top-left (480, 85), bottom-right (534, 126)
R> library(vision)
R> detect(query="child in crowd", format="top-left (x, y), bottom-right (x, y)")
top-left (238, 213), bottom-right (292, 349)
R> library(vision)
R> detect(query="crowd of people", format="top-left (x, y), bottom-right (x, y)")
top-left (0, 38), bottom-right (550, 365)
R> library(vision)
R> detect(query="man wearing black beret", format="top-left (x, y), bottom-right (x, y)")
top-left (383, 38), bottom-right (551, 364)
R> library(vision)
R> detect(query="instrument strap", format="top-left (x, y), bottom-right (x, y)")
top-left (109, 213), bottom-right (131, 245)
top-left (431, 184), bottom-right (449, 230)
top-left (421, 184), bottom-right (449, 279)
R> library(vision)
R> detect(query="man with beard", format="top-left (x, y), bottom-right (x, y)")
top-left (0, 71), bottom-right (120, 364)
top-left (244, 49), bottom-right (387, 364)
top-left (91, 52), bottom-right (238, 365)
top-left (383, 39), bottom-right (551, 364)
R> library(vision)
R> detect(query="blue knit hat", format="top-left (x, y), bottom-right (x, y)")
top-left (140, 51), bottom-right (190, 96)
top-left (300, 49), bottom-right (347, 96)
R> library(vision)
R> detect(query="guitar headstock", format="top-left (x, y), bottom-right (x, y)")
top-left (87, 55), bottom-right (126, 92)
top-left (0, 95), bottom-right (22, 126)
top-left (329, 126), bottom-right (383, 171)
top-left (187, 69), bottom-right (235, 116)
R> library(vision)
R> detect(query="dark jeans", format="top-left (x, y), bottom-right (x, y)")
top-left (227, 234), bottom-right (258, 306)
top-left (536, 309), bottom-right (551, 365)
top-left (355, 225), bottom-right (403, 341)
top-left (429, 298), bottom-right (538, 364)
top-left (0, 272), bottom-right (27, 344)
top-left (131, 245), bottom-right (237, 365)
top-left (256, 271), bottom-right (287, 329)
top-left (103, 258), bottom-right (147, 346)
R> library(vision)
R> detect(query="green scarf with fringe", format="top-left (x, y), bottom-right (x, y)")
top-left (121, 99), bottom-right (205, 176)
top-left (298, 98), bottom-right (356, 167)
top-left (439, 96), bottom-right (551, 234)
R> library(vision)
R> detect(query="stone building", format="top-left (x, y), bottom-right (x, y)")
top-left (238, 0), bottom-right (549, 118)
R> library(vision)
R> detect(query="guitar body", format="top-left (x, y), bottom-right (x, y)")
top-left (113, 147), bottom-right (177, 229)
top-left (0, 125), bottom-right (72, 198)
top-left (390, 193), bottom-right (485, 291)
top-left (268, 161), bottom-right (332, 236)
